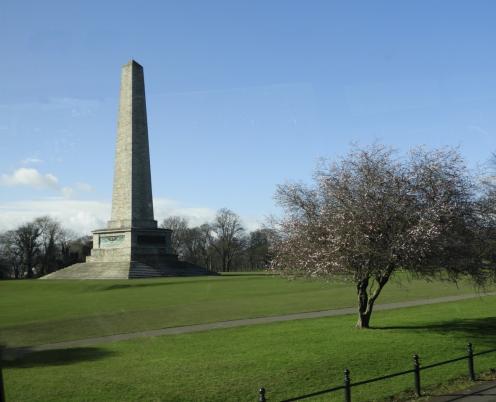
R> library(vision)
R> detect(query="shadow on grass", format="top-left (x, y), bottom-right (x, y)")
top-left (99, 278), bottom-right (219, 291)
top-left (1, 347), bottom-right (117, 368)
top-left (101, 282), bottom-right (182, 291)
top-left (218, 272), bottom-right (276, 277)
top-left (432, 383), bottom-right (496, 401)
top-left (375, 316), bottom-right (496, 348)
top-left (99, 273), bottom-right (273, 290)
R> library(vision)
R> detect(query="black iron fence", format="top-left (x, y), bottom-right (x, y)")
top-left (258, 343), bottom-right (496, 402)
top-left (1, 343), bottom-right (494, 402)
top-left (0, 360), bottom-right (5, 402)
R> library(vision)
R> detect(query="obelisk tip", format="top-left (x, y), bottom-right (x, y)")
top-left (125, 59), bottom-right (143, 68)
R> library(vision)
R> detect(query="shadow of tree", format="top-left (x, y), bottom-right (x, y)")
top-left (374, 316), bottom-right (496, 348)
top-left (1, 347), bottom-right (117, 368)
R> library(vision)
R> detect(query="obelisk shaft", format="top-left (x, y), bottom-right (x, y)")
top-left (108, 60), bottom-right (156, 229)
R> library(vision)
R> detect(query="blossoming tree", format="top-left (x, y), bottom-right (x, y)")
top-left (272, 145), bottom-right (488, 328)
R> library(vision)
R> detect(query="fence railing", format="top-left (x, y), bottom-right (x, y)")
top-left (1, 343), bottom-right (494, 402)
top-left (0, 359), bottom-right (5, 402)
top-left (258, 343), bottom-right (496, 402)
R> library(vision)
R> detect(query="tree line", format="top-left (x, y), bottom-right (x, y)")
top-left (0, 208), bottom-right (273, 278)
top-left (0, 217), bottom-right (91, 279)
top-left (160, 208), bottom-right (272, 272)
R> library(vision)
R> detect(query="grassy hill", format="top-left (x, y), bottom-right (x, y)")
top-left (3, 295), bottom-right (496, 401)
top-left (0, 272), bottom-right (490, 346)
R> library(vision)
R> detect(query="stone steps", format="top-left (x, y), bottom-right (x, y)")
top-left (128, 262), bottom-right (162, 278)
top-left (41, 261), bottom-right (214, 279)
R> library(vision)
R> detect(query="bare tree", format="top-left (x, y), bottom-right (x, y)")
top-left (14, 222), bottom-right (41, 278)
top-left (66, 235), bottom-right (93, 264)
top-left (211, 208), bottom-right (245, 272)
top-left (0, 231), bottom-right (23, 278)
top-left (58, 228), bottom-right (78, 267)
top-left (0, 217), bottom-right (83, 279)
top-left (181, 223), bottom-right (215, 270)
top-left (247, 229), bottom-right (273, 270)
top-left (159, 217), bottom-right (218, 269)
top-left (35, 216), bottom-right (63, 276)
top-left (160, 216), bottom-right (189, 258)
top-left (272, 145), bottom-right (488, 328)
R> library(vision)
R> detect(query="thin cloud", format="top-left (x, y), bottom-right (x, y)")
top-left (75, 182), bottom-right (93, 192)
top-left (0, 199), bottom-right (109, 235)
top-left (0, 168), bottom-right (58, 189)
top-left (21, 157), bottom-right (44, 165)
top-left (154, 198), bottom-right (262, 231)
top-left (153, 198), bottom-right (218, 227)
top-left (0, 166), bottom-right (96, 200)
top-left (61, 187), bottom-right (75, 199)
top-left (0, 97), bottom-right (104, 113)
top-left (0, 197), bottom-right (262, 235)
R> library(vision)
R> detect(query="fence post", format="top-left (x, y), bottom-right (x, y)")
top-left (258, 387), bottom-right (266, 402)
top-left (0, 365), bottom-right (5, 402)
top-left (467, 343), bottom-right (475, 381)
top-left (413, 354), bottom-right (421, 397)
top-left (344, 368), bottom-right (351, 402)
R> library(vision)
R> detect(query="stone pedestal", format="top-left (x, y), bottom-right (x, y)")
top-left (88, 227), bottom-right (174, 265)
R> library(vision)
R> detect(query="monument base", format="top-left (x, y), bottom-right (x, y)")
top-left (42, 226), bottom-right (214, 279)
top-left (41, 260), bottom-right (213, 279)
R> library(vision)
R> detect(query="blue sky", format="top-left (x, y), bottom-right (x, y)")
top-left (1, 1), bottom-right (496, 234)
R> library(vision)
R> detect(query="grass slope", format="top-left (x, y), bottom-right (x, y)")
top-left (4, 296), bottom-right (496, 401)
top-left (0, 273), bottom-right (491, 346)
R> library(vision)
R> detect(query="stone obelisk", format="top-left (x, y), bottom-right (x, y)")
top-left (42, 61), bottom-right (210, 279)
top-left (109, 61), bottom-right (156, 230)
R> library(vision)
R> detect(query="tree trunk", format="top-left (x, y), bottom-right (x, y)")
top-left (356, 278), bottom-right (371, 328)
top-left (355, 274), bottom-right (390, 328)
top-left (25, 251), bottom-right (34, 278)
top-left (222, 254), bottom-right (229, 272)
top-left (357, 309), bottom-right (372, 329)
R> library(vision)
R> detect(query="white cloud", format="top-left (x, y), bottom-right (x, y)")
top-left (154, 198), bottom-right (217, 227)
top-left (61, 186), bottom-right (75, 198)
top-left (0, 199), bottom-right (109, 235)
top-left (21, 157), bottom-right (43, 165)
top-left (0, 168), bottom-right (58, 189)
top-left (0, 167), bottom-right (96, 200)
top-left (240, 216), bottom-right (264, 232)
top-left (74, 182), bottom-right (93, 192)
top-left (60, 182), bottom-right (93, 199)
top-left (154, 198), bottom-right (262, 231)
top-left (0, 197), bottom-right (262, 235)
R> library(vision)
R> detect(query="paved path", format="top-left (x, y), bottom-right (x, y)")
top-left (4, 292), bottom-right (496, 358)
top-left (428, 380), bottom-right (496, 401)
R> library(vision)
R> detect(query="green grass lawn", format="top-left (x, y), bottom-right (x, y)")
top-left (3, 295), bottom-right (496, 402)
top-left (0, 273), bottom-right (491, 346)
